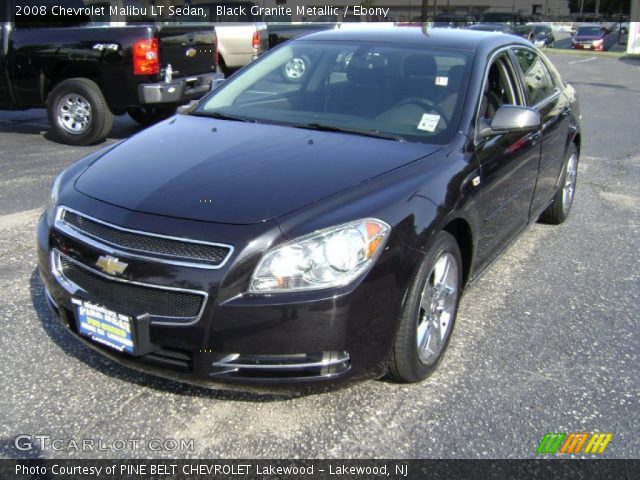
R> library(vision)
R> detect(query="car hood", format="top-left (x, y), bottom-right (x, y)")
top-left (75, 115), bottom-right (439, 224)
top-left (574, 35), bottom-right (602, 40)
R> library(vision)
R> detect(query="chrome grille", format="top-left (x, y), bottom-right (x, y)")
top-left (57, 207), bottom-right (232, 268)
top-left (52, 250), bottom-right (206, 324)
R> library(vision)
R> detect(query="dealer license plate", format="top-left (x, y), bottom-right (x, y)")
top-left (73, 299), bottom-right (135, 354)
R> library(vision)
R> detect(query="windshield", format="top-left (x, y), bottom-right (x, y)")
top-left (197, 40), bottom-right (472, 144)
top-left (576, 26), bottom-right (602, 36)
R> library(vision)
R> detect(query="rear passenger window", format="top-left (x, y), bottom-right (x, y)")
top-left (513, 48), bottom-right (557, 106)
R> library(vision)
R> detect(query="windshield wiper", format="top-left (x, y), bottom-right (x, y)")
top-left (294, 123), bottom-right (404, 141)
top-left (191, 111), bottom-right (255, 123)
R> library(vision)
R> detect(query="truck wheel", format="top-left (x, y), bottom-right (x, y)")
top-left (128, 107), bottom-right (177, 126)
top-left (47, 78), bottom-right (113, 146)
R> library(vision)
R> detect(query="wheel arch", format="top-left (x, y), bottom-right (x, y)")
top-left (572, 132), bottom-right (581, 154)
top-left (442, 217), bottom-right (474, 288)
top-left (45, 63), bottom-right (105, 103)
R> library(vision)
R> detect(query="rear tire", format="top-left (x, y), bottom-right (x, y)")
top-left (128, 106), bottom-right (177, 126)
top-left (388, 231), bottom-right (463, 383)
top-left (539, 144), bottom-right (579, 225)
top-left (47, 78), bottom-right (112, 146)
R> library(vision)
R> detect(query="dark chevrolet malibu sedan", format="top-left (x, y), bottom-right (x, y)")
top-left (38, 28), bottom-right (580, 388)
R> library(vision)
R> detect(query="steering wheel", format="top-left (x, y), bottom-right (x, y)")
top-left (389, 97), bottom-right (449, 131)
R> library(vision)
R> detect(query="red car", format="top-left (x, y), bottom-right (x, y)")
top-left (572, 25), bottom-right (607, 51)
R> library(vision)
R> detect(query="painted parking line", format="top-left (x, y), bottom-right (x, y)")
top-left (569, 56), bottom-right (597, 64)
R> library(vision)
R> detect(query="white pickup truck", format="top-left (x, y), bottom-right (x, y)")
top-left (190, 1), bottom-right (268, 75)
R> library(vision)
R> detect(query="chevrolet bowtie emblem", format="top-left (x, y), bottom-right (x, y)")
top-left (185, 48), bottom-right (197, 58)
top-left (96, 255), bottom-right (128, 275)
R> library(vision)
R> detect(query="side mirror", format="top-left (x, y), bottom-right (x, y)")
top-left (211, 77), bottom-right (226, 90)
top-left (480, 105), bottom-right (541, 137)
top-left (177, 100), bottom-right (199, 115)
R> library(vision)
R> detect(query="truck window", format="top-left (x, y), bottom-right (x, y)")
top-left (14, 0), bottom-right (91, 28)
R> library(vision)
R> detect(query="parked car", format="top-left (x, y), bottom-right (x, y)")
top-left (572, 25), bottom-right (608, 51)
top-left (467, 23), bottom-right (515, 34)
top-left (531, 25), bottom-right (555, 47)
top-left (430, 14), bottom-right (476, 29)
top-left (0, 0), bottom-right (219, 145)
top-left (477, 12), bottom-right (530, 37)
top-left (38, 28), bottom-right (580, 388)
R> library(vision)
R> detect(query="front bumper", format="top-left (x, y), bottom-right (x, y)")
top-left (37, 205), bottom-right (416, 389)
top-left (572, 43), bottom-right (604, 51)
top-left (139, 72), bottom-right (220, 105)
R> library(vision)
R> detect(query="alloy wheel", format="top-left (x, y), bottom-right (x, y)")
top-left (562, 152), bottom-right (578, 212)
top-left (416, 252), bottom-right (459, 365)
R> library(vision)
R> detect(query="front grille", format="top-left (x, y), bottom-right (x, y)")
top-left (60, 209), bottom-right (231, 267)
top-left (57, 253), bottom-right (204, 322)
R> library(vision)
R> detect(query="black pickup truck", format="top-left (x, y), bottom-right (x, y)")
top-left (0, 0), bottom-right (219, 145)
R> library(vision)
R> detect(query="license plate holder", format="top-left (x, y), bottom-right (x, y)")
top-left (73, 299), bottom-right (135, 355)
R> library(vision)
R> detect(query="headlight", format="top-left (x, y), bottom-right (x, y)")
top-left (249, 218), bottom-right (390, 293)
top-left (49, 170), bottom-right (65, 209)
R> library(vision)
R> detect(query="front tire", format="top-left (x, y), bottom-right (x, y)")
top-left (47, 78), bottom-right (113, 146)
top-left (539, 144), bottom-right (579, 224)
top-left (388, 231), bottom-right (463, 383)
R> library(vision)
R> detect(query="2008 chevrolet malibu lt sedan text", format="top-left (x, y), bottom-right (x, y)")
top-left (38, 27), bottom-right (580, 389)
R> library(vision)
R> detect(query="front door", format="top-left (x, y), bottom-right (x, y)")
top-left (472, 52), bottom-right (541, 272)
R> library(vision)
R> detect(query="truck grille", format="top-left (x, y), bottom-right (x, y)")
top-left (53, 250), bottom-right (206, 324)
top-left (58, 208), bottom-right (232, 268)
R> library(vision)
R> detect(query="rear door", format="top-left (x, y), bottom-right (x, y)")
top-left (157, 25), bottom-right (217, 78)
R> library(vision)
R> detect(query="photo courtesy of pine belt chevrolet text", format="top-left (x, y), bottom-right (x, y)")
top-left (37, 27), bottom-right (581, 389)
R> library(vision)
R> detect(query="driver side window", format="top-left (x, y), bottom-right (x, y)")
top-left (512, 48), bottom-right (557, 106)
top-left (480, 55), bottom-right (519, 122)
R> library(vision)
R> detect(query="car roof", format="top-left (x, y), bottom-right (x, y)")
top-left (302, 26), bottom-right (530, 52)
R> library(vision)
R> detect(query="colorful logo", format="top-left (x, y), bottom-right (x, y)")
top-left (537, 432), bottom-right (612, 455)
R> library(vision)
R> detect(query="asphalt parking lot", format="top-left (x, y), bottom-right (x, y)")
top-left (0, 51), bottom-right (638, 459)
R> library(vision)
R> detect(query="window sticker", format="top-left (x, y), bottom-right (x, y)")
top-left (417, 113), bottom-right (441, 132)
top-left (435, 76), bottom-right (449, 86)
